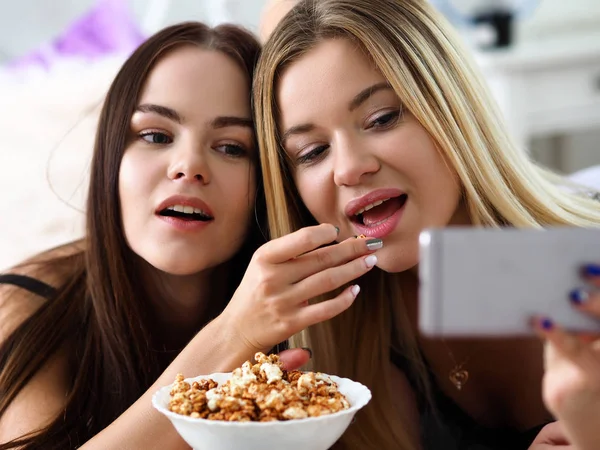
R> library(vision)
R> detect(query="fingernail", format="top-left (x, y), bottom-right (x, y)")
top-left (351, 285), bottom-right (361, 297)
top-left (334, 226), bottom-right (340, 235)
top-left (364, 255), bottom-right (378, 268)
top-left (541, 317), bottom-right (554, 330)
top-left (366, 238), bottom-right (383, 250)
top-left (301, 347), bottom-right (313, 359)
top-left (583, 263), bottom-right (600, 277)
top-left (570, 288), bottom-right (589, 305)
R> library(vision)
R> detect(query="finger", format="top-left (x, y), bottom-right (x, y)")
top-left (277, 348), bottom-right (311, 371)
top-left (570, 288), bottom-right (600, 318)
top-left (534, 421), bottom-right (571, 445)
top-left (257, 224), bottom-right (339, 264)
top-left (533, 317), bottom-right (585, 361)
top-left (291, 253), bottom-right (377, 303)
top-left (297, 284), bottom-right (360, 327)
top-left (581, 263), bottom-right (600, 289)
top-left (287, 235), bottom-right (382, 283)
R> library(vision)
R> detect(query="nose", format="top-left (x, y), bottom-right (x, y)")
top-left (332, 135), bottom-right (380, 186)
top-left (167, 138), bottom-right (211, 184)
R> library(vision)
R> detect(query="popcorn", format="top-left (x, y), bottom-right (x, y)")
top-left (167, 352), bottom-right (350, 422)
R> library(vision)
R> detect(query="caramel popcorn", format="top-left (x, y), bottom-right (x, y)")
top-left (167, 352), bottom-right (350, 422)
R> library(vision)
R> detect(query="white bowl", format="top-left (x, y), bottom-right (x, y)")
top-left (152, 372), bottom-right (372, 450)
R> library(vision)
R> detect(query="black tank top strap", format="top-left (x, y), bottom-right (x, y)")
top-left (0, 273), bottom-right (57, 299)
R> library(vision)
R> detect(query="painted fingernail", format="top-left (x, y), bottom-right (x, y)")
top-left (366, 238), bottom-right (383, 250)
top-left (541, 317), bottom-right (554, 330)
top-left (583, 263), bottom-right (600, 276)
top-left (351, 285), bottom-right (361, 297)
top-left (364, 255), bottom-right (378, 268)
top-left (334, 226), bottom-right (340, 235)
top-left (301, 347), bottom-right (313, 359)
top-left (570, 288), bottom-right (589, 305)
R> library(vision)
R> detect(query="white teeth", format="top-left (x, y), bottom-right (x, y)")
top-left (354, 198), bottom-right (389, 216)
top-left (166, 204), bottom-right (208, 216)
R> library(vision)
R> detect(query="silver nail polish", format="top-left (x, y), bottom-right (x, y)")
top-left (366, 238), bottom-right (383, 250)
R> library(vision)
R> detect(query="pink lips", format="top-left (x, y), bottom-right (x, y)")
top-left (345, 188), bottom-right (407, 239)
top-left (155, 195), bottom-right (213, 216)
top-left (344, 188), bottom-right (404, 217)
top-left (155, 194), bottom-right (214, 232)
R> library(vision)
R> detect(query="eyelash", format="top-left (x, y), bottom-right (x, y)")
top-left (294, 109), bottom-right (402, 166)
top-left (138, 130), bottom-right (172, 145)
top-left (214, 143), bottom-right (248, 158)
top-left (367, 109), bottom-right (401, 129)
top-left (138, 131), bottom-right (249, 159)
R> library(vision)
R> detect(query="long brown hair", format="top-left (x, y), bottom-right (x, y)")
top-left (0, 22), bottom-right (263, 449)
top-left (254, 0), bottom-right (600, 449)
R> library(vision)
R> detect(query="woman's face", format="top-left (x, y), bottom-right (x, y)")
top-left (119, 45), bottom-right (256, 276)
top-left (277, 38), bottom-right (465, 273)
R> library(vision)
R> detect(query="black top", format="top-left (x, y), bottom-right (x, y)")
top-left (390, 350), bottom-right (547, 450)
top-left (0, 273), bottom-right (57, 299)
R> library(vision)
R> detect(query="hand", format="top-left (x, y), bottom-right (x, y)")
top-left (532, 263), bottom-right (600, 450)
top-left (278, 348), bottom-right (311, 371)
top-left (218, 223), bottom-right (380, 355)
top-left (528, 422), bottom-right (572, 449)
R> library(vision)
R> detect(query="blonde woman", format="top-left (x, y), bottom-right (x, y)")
top-left (254, 0), bottom-right (600, 449)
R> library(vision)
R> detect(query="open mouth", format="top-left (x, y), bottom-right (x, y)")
top-left (158, 205), bottom-right (213, 222)
top-left (351, 193), bottom-right (408, 226)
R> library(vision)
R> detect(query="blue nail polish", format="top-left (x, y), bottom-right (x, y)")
top-left (570, 288), bottom-right (589, 305)
top-left (541, 318), bottom-right (554, 330)
top-left (583, 263), bottom-right (600, 277)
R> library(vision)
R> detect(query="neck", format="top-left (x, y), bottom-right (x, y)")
top-left (138, 260), bottom-right (230, 350)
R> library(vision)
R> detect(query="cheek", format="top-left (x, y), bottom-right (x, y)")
top-left (227, 165), bottom-right (256, 219)
top-left (293, 170), bottom-right (331, 220)
top-left (118, 155), bottom-right (135, 211)
top-left (418, 155), bottom-right (462, 221)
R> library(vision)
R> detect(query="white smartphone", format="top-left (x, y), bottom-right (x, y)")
top-left (419, 227), bottom-right (600, 337)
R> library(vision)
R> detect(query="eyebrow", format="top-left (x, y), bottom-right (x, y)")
top-left (135, 104), bottom-right (253, 130)
top-left (281, 82), bottom-right (394, 144)
top-left (135, 103), bottom-right (182, 123)
top-left (348, 82), bottom-right (393, 111)
top-left (210, 116), bottom-right (254, 129)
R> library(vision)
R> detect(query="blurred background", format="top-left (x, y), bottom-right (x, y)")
top-left (0, 0), bottom-right (599, 270)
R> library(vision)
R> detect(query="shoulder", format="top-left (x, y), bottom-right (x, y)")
top-left (0, 241), bottom-right (84, 344)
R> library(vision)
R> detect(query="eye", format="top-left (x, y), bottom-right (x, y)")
top-left (367, 110), bottom-right (401, 130)
top-left (214, 143), bottom-right (248, 158)
top-left (296, 144), bottom-right (329, 166)
top-left (139, 131), bottom-right (173, 145)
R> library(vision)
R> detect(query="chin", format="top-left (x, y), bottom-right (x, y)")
top-left (375, 246), bottom-right (419, 274)
top-left (147, 255), bottom-right (217, 277)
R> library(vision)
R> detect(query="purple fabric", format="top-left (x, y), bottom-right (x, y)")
top-left (10, 0), bottom-right (146, 70)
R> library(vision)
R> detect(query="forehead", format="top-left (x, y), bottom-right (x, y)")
top-left (277, 38), bottom-right (387, 125)
top-left (139, 46), bottom-right (251, 115)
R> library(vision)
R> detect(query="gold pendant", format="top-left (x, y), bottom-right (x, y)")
top-left (449, 367), bottom-right (469, 390)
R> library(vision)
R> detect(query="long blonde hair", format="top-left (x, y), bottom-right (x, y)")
top-left (254, 1), bottom-right (600, 448)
